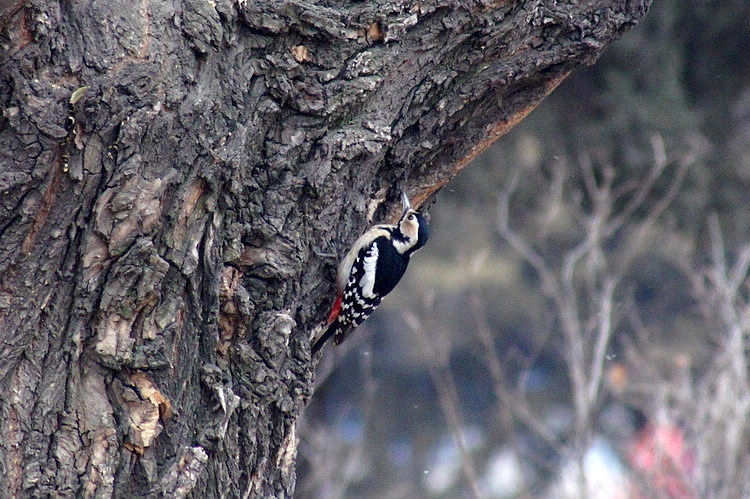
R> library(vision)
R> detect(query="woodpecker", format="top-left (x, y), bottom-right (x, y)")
top-left (312, 192), bottom-right (429, 355)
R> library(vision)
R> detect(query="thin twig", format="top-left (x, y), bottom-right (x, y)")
top-left (587, 278), bottom-right (616, 404)
top-left (404, 310), bottom-right (485, 499)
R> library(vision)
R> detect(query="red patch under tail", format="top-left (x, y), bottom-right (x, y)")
top-left (326, 295), bottom-right (342, 324)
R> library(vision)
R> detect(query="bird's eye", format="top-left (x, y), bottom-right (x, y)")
top-left (409, 214), bottom-right (416, 220)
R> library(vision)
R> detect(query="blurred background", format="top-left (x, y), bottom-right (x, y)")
top-left (298, 0), bottom-right (750, 496)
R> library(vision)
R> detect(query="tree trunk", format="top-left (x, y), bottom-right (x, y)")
top-left (0, 0), bottom-right (649, 496)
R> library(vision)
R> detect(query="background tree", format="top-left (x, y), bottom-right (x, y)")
top-left (0, 0), bottom-right (649, 496)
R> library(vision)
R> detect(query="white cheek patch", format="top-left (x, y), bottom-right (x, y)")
top-left (360, 242), bottom-right (379, 299)
top-left (394, 218), bottom-right (419, 253)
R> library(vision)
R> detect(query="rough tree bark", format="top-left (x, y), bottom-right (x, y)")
top-left (0, 0), bottom-right (649, 496)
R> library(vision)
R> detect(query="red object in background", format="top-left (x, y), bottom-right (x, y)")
top-left (629, 423), bottom-right (695, 498)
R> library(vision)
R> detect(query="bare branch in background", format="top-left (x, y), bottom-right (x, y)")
top-left (404, 310), bottom-right (484, 499)
top-left (588, 278), bottom-right (616, 405)
top-left (607, 133), bottom-right (668, 235)
top-left (687, 216), bottom-right (750, 496)
top-left (497, 167), bottom-right (560, 299)
top-left (469, 292), bottom-right (569, 474)
top-left (494, 140), bottom-right (686, 494)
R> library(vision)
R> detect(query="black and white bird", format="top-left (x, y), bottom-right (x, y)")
top-left (312, 192), bottom-right (430, 355)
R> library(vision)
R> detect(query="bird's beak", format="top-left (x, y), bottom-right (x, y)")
top-left (401, 191), bottom-right (412, 212)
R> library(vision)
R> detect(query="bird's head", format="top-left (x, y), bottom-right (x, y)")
top-left (394, 192), bottom-right (430, 255)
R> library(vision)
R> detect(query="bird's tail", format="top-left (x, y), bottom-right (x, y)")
top-left (312, 320), bottom-right (338, 356)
